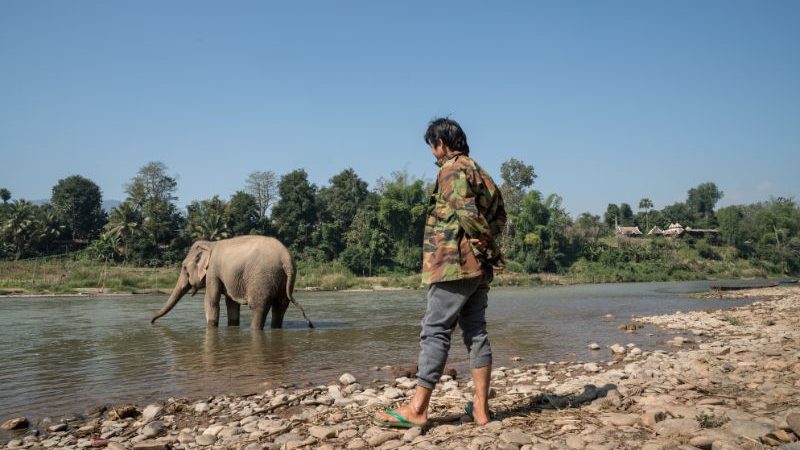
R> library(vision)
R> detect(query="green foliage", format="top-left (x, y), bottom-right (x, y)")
top-left (186, 196), bottom-right (230, 241)
top-left (103, 201), bottom-right (142, 262)
top-left (272, 169), bottom-right (318, 252)
top-left (687, 182), bottom-right (723, 226)
top-left (619, 203), bottom-right (634, 225)
top-left (714, 197), bottom-right (800, 274)
top-left (228, 191), bottom-right (263, 235)
top-left (316, 168), bottom-right (369, 258)
top-left (604, 204), bottom-right (619, 228)
top-left (51, 175), bottom-right (106, 241)
top-left (3, 156), bottom-right (797, 283)
top-left (0, 200), bottom-right (65, 259)
top-left (694, 240), bottom-right (720, 260)
top-left (123, 162), bottom-right (182, 260)
top-left (81, 234), bottom-right (119, 262)
top-left (661, 202), bottom-right (693, 225)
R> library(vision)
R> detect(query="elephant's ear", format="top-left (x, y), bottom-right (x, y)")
top-left (192, 243), bottom-right (212, 284)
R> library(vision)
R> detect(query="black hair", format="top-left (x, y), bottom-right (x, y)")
top-left (424, 117), bottom-right (470, 155)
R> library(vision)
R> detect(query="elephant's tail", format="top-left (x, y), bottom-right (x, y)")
top-left (284, 254), bottom-right (314, 329)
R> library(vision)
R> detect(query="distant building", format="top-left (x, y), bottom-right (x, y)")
top-left (661, 223), bottom-right (685, 237)
top-left (651, 222), bottom-right (718, 238)
top-left (684, 226), bottom-right (719, 236)
top-left (616, 225), bottom-right (642, 237)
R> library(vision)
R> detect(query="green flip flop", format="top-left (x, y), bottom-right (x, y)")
top-left (373, 408), bottom-right (424, 429)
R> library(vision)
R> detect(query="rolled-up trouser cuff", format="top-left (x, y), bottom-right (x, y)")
top-left (416, 377), bottom-right (435, 390)
top-left (471, 354), bottom-right (492, 369)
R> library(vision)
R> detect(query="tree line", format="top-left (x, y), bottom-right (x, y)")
top-left (1, 160), bottom-right (798, 276)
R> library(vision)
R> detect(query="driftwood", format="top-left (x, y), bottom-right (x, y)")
top-left (263, 387), bottom-right (325, 413)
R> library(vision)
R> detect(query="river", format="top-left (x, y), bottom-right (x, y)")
top-left (0, 281), bottom-right (755, 422)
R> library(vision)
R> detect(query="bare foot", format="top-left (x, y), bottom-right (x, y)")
top-left (469, 398), bottom-right (491, 425)
top-left (373, 402), bottom-right (428, 427)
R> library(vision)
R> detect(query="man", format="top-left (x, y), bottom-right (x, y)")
top-left (374, 117), bottom-right (506, 428)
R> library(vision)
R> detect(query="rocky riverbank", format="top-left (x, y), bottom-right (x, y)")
top-left (4, 286), bottom-right (800, 450)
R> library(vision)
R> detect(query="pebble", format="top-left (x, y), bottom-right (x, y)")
top-left (402, 426), bottom-right (422, 441)
top-left (583, 362), bottom-right (601, 372)
top-left (203, 424), bottom-right (224, 436)
top-left (194, 402), bottom-right (210, 413)
top-left (382, 387), bottom-right (404, 399)
top-left (339, 373), bottom-right (357, 385)
top-left (565, 435), bottom-right (585, 449)
top-left (485, 420), bottom-right (504, 432)
top-left (368, 430), bottom-right (400, 447)
top-left (500, 430), bottom-right (531, 445)
top-left (309, 425), bottom-right (336, 439)
top-left (141, 404), bottom-right (162, 422)
top-left (274, 432), bottom-right (304, 444)
top-left (1, 417), bottom-right (28, 430)
top-left (610, 344), bottom-right (626, 354)
top-left (653, 418), bottom-right (700, 436)
top-left (787, 413), bottom-right (800, 436)
top-left (195, 434), bottom-right (217, 446)
top-left (347, 438), bottom-right (367, 449)
top-left (132, 440), bottom-right (170, 450)
top-left (49, 423), bottom-right (67, 432)
top-left (140, 420), bottom-right (164, 438)
top-left (722, 419), bottom-right (775, 440)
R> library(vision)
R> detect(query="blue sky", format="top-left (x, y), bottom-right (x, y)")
top-left (1, 1), bottom-right (798, 216)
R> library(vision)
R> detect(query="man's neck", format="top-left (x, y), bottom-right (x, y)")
top-left (437, 150), bottom-right (462, 166)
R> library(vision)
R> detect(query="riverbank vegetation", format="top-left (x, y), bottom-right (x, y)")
top-left (1, 160), bottom-right (798, 295)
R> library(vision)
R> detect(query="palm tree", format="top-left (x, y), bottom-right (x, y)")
top-left (189, 208), bottom-right (230, 241)
top-left (34, 205), bottom-right (65, 253)
top-left (0, 188), bottom-right (10, 204)
top-left (2, 199), bottom-right (35, 259)
top-left (104, 202), bottom-right (142, 262)
top-left (639, 198), bottom-right (654, 232)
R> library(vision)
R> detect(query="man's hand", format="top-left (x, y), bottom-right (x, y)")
top-left (469, 238), bottom-right (487, 253)
top-left (470, 237), bottom-right (505, 270)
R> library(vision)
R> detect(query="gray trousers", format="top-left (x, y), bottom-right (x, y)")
top-left (416, 270), bottom-right (493, 389)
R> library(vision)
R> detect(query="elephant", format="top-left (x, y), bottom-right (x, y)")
top-left (151, 235), bottom-right (314, 329)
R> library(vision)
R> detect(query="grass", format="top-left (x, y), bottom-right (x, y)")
top-left (0, 258), bottom-right (178, 295)
top-left (696, 411), bottom-right (730, 428)
top-left (721, 313), bottom-right (744, 326)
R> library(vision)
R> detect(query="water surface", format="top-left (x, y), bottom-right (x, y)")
top-left (0, 281), bottom-right (754, 422)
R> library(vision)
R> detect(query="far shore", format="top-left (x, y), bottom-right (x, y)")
top-left (2, 272), bottom-right (793, 299)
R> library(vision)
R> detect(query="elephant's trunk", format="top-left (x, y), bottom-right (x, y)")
top-left (151, 272), bottom-right (191, 324)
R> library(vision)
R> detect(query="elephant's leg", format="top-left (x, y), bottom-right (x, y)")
top-left (204, 278), bottom-right (222, 327)
top-left (225, 295), bottom-right (240, 327)
top-left (270, 298), bottom-right (289, 329)
top-left (251, 301), bottom-right (268, 330)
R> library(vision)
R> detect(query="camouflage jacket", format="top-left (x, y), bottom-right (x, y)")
top-left (421, 153), bottom-right (506, 285)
